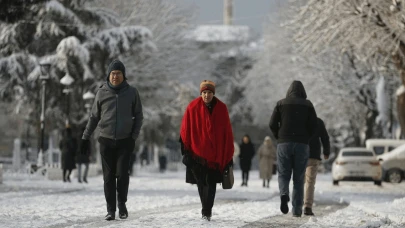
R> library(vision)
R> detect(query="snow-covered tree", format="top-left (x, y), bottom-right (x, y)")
top-left (290, 0), bottom-right (405, 137)
top-left (95, 0), bottom-right (216, 144)
top-left (0, 0), bottom-right (154, 146)
top-left (243, 15), bottom-right (397, 150)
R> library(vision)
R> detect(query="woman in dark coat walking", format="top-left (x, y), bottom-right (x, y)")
top-left (239, 135), bottom-right (255, 186)
top-left (59, 128), bottom-right (77, 182)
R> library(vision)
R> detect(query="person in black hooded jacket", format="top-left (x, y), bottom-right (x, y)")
top-left (269, 80), bottom-right (317, 217)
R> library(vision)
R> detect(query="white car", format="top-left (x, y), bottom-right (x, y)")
top-left (332, 147), bottom-right (382, 186)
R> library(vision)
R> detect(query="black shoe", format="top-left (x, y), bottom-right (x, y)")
top-left (67, 177), bottom-right (71, 183)
top-left (118, 203), bottom-right (128, 219)
top-left (304, 207), bottom-right (314, 216)
top-left (241, 182), bottom-right (245, 186)
top-left (78, 180), bottom-right (82, 183)
top-left (293, 214), bottom-right (302, 217)
top-left (119, 212), bottom-right (128, 219)
top-left (83, 179), bottom-right (88, 183)
top-left (105, 212), bottom-right (115, 221)
top-left (202, 215), bottom-right (211, 221)
top-left (280, 195), bottom-right (290, 214)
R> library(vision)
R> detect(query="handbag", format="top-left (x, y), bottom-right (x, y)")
top-left (222, 165), bottom-right (234, 189)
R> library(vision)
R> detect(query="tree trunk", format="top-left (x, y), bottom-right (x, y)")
top-left (397, 89), bottom-right (405, 138)
top-left (365, 110), bottom-right (379, 141)
top-left (393, 44), bottom-right (405, 139)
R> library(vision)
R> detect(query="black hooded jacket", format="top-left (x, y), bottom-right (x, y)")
top-left (269, 81), bottom-right (317, 144)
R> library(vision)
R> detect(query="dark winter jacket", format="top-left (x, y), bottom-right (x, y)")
top-left (239, 141), bottom-right (255, 172)
top-left (82, 80), bottom-right (143, 141)
top-left (269, 81), bottom-right (318, 144)
top-left (309, 118), bottom-right (331, 160)
top-left (60, 130), bottom-right (77, 170)
top-left (76, 143), bottom-right (90, 164)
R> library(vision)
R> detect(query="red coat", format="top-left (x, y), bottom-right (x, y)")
top-left (180, 97), bottom-right (234, 172)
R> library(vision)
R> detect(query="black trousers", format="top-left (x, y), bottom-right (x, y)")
top-left (192, 165), bottom-right (217, 216)
top-left (99, 137), bottom-right (134, 213)
top-left (242, 171), bottom-right (249, 183)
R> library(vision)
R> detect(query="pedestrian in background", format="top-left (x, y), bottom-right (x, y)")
top-left (239, 134), bottom-right (255, 187)
top-left (60, 127), bottom-right (77, 183)
top-left (76, 128), bottom-right (90, 183)
top-left (258, 136), bottom-right (276, 188)
top-left (304, 117), bottom-right (330, 216)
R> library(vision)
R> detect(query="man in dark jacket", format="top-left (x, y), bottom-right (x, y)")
top-left (81, 59), bottom-right (143, 221)
top-left (304, 117), bottom-right (330, 216)
top-left (269, 80), bottom-right (317, 217)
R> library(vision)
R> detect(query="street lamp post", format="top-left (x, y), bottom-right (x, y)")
top-left (83, 91), bottom-right (95, 116)
top-left (60, 73), bottom-right (75, 127)
top-left (37, 61), bottom-right (51, 167)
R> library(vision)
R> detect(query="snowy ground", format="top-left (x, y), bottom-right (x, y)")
top-left (0, 168), bottom-right (405, 228)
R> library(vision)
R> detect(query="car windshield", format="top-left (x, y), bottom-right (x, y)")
top-left (342, 151), bottom-right (373, 156)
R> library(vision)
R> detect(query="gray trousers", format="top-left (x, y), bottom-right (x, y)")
top-left (77, 163), bottom-right (89, 181)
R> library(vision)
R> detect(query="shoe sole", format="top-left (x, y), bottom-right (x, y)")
top-left (280, 195), bottom-right (289, 214)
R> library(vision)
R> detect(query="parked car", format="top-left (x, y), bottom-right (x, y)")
top-left (332, 148), bottom-right (382, 186)
top-left (365, 139), bottom-right (405, 156)
top-left (378, 144), bottom-right (405, 183)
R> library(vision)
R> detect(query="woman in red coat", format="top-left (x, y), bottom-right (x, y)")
top-left (179, 80), bottom-right (234, 221)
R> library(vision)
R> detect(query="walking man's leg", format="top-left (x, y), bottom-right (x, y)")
top-left (304, 158), bottom-right (320, 215)
top-left (116, 138), bottom-right (133, 219)
top-left (100, 140), bottom-right (117, 220)
top-left (277, 143), bottom-right (293, 214)
top-left (291, 143), bottom-right (309, 216)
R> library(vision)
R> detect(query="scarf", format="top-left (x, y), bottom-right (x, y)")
top-left (180, 97), bottom-right (234, 172)
top-left (107, 81), bottom-right (129, 93)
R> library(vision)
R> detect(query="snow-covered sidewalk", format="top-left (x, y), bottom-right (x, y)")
top-left (0, 170), bottom-right (405, 227)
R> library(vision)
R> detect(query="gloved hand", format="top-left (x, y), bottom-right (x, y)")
top-left (80, 139), bottom-right (90, 155)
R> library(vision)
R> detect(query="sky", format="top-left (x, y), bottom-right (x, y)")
top-left (177, 0), bottom-right (285, 36)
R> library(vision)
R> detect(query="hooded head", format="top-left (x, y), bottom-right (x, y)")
top-left (286, 80), bottom-right (307, 99)
top-left (106, 60), bottom-right (126, 81)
